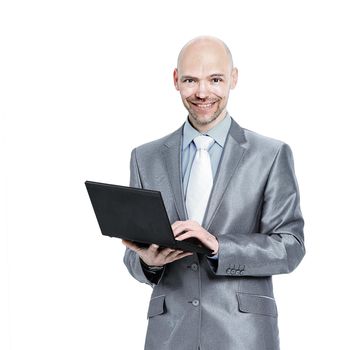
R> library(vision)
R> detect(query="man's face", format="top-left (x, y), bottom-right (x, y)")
top-left (174, 41), bottom-right (237, 130)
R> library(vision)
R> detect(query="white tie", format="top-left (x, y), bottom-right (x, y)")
top-left (186, 135), bottom-right (214, 225)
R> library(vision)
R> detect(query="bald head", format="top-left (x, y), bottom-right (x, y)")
top-left (177, 36), bottom-right (233, 71)
top-left (173, 35), bottom-right (238, 132)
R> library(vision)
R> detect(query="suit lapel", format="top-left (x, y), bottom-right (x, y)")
top-left (204, 118), bottom-right (247, 230)
top-left (160, 118), bottom-right (247, 226)
top-left (161, 125), bottom-right (188, 221)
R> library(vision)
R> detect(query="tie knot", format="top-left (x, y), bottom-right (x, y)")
top-left (193, 135), bottom-right (214, 150)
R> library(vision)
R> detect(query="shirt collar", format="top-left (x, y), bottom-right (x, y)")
top-left (182, 112), bottom-right (232, 150)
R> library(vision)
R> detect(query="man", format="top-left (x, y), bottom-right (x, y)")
top-left (122, 36), bottom-right (305, 350)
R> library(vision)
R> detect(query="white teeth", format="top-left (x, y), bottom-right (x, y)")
top-left (196, 103), bottom-right (213, 108)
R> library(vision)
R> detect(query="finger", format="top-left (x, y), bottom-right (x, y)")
top-left (168, 249), bottom-right (184, 256)
top-left (148, 244), bottom-right (160, 255)
top-left (183, 220), bottom-right (201, 230)
top-left (157, 247), bottom-right (176, 257)
top-left (178, 251), bottom-right (194, 257)
top-left (166, 249), bottom-right (190, 260)
top-left (172, 222), bottom-right (188, 237)
top-left (171, 221), bottom-right (183, 230)
top-left (172, 221), bottom-right (201, 237)
top-left (171, 222), bottom-right (186, 235)
top-left (175, 230), bottom-right (196, 241)
top-left (167, 251), bottom-right (194, 263)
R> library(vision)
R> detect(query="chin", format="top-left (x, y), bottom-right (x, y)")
top-left (196, 117), bottom-right (215, 126)
top-left (191, 111), bottom-right (222, 126)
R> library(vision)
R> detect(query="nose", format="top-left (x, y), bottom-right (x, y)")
top-left (195, 81), bottom-right (209, 99)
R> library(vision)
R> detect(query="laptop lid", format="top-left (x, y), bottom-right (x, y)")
top-left (85, 181), bottom-right (212, 255)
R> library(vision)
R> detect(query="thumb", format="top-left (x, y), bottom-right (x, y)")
top-left (148, 243), bottom-right (160, 254)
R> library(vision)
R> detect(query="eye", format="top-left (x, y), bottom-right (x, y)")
top-left (183, 78), bottom-right (195, 84)
top-left (211, 78), bottom-right (222, 83)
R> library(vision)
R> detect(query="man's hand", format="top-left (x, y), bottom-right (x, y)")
top-left (172, 220), bottom-right (219, 255)
top-left (122, 240), bottom-right (193, 267)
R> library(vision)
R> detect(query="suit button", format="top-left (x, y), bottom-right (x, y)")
top-left (192, 299), bottom-right (200, 307)
top-left (231, 269), bottom-right (236, 274)
top-left (226, 268), bottom-right (232, 274)
top-left (191, 263), bottom-right (198, 271)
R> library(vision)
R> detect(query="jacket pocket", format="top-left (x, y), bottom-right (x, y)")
top-left (236, 292), bottom-right (278, 317)
top-left (147, 295), bottom-right (166, 319)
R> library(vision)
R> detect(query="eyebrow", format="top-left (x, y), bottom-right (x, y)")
top-left (210, 74), bottom-right (225, 78)
top-left (180, 73), bottom-right (225, 81)
top-left (180, 75), bottom-right (197, 81)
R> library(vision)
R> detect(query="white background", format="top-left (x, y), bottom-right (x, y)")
top-left (1, 0), bottom-right (346, 349)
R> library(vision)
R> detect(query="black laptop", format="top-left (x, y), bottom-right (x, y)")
top-left (85, 181), bottom-right (213, 255)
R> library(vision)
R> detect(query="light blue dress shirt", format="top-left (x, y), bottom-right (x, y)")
top-left (181, 113), bottom-right (232, 259)
top-left (182, 113), bottom-right (232, 197)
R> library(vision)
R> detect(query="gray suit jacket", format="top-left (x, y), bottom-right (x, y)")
top-left (123, 118), bottom-right (305, 350)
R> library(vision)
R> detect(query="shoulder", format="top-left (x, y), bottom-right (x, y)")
top-left (240, 127), bottom-right (295, 172)
top-left (244, 127), bottom-right (284, 148)
top-left (131, 125), bottom-right (183, 159)
top-left (230, 117), bottom-right (288, 155)
top-left (242, 127), bottom-right (292, 156)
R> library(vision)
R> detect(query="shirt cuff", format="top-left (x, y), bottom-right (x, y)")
top-left (140, 258), bottom-right (164, 271)
top-left (207, 253), bottom-right (219, 260)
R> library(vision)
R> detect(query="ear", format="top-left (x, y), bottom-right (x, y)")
top-left (230, 67), bottom-right (238, 89)
top-left (173, 68), bottom-right (180, 91)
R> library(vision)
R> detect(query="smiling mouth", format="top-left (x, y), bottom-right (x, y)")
top-left (190, 101), bottom-right (217, 109)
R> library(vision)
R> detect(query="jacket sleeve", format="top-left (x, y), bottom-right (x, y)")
top-left (122, 148), bottom-right (165, 286)
top-left (209, 143), bottom-right (305, 277)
